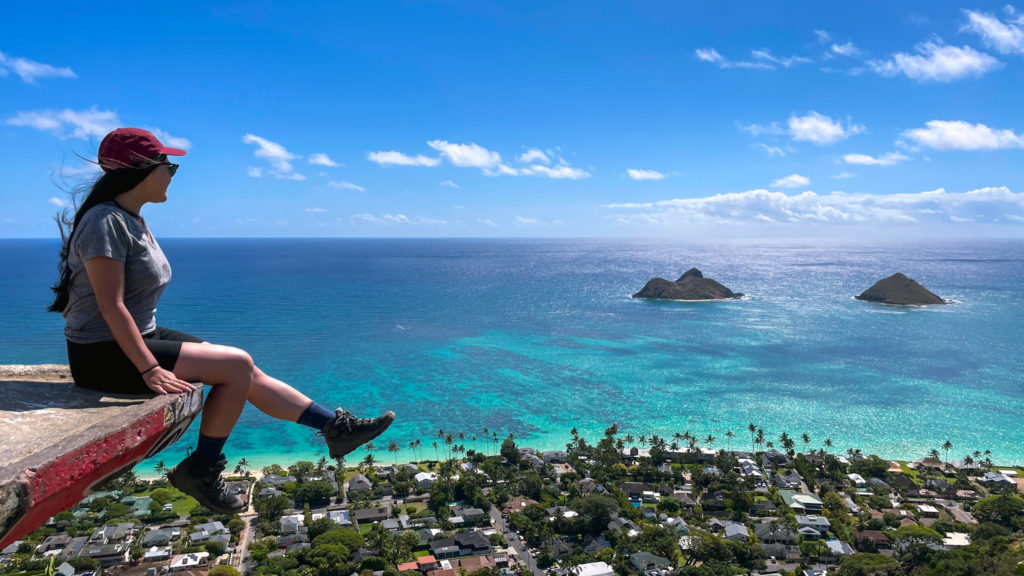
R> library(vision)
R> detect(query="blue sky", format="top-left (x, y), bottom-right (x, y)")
top-left (2, 1), bottom-right (1024, 238)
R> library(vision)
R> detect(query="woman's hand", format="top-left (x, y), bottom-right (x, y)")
top-left (142, 366), bottom-right (197, 395)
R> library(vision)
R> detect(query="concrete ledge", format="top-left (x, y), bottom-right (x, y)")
top-left (0, 365), bottom-right (203, 548)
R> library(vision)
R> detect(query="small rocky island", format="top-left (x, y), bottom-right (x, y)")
top-left (632, 268), bottom-right (744, 301)
top-left (855, 273), bottom-right (947, 305)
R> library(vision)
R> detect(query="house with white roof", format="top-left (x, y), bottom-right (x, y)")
top-left (574, 561), bottom-right (615, 576)
top-left (169, 551), bottom-right (209, 572)
top-left (414, 471), bottom-right (436, 489)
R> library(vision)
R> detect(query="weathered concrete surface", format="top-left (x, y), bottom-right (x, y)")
top-left (0, 365), bottom-right (202, 548)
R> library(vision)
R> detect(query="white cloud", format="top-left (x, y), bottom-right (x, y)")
top-left (0, 51), bottom-right (76, 83)
top-left (843, 152), bottom-right (910, 166)
top-left (427, 140), bottom-right (502, 168)
top-left (248, 166), bottom-right (263, 178)
top-left (788, 111), bottom-right (864, 145)
top-left (352, 213), bottom-right (445, 225)
top-left (146, 127), bottom-right (191, 150)
top-left (868, 40), bottom-right (1001, 82)
top-left (440, 180), bottom-right (459, 188)
top-left (752, 142), bottom-right (786, 157)
top-left (370, 141), bottom-right (588, 178)
top-left (814, 30), bottom-right (832, 44)
top-left (738, 121), bottom-right (784, 137)
top-left (522, 163), bottom-right (591, 179)
top-left (477, 218), bottom-right (498, 227)
top-left (305, 207), bottom-right (327, 213)
top-left (962, 9), bottom-right (1024, 54)
top-left (627, 169), bottom-right (665, 180)
top-left (831, 171), bottom-right (856, 179)
top-left (514, 216), bottom-right (540, 225)
top-left (900, 120), bottom-right (1024, 150)
top-left (695, 47), bottom-right (774, 70)
top-left (366, 150), bottom-right (442, 167)
top-left (354, 213), bottom-right (411, 225)
top-left (55, 163), bottom-right (102, 179)
top-left (329, 180), bottom-right (365, 192)
top-left (47, 196), bottom-right (71, 208)
top-left (6, 107), bottom-right (118, 139)
top-left (308, 153), bottom-right (339, 167)
top-left (831, 42), bottom-right (861, 57)
top-left (418, 217), bottom-right (449, 225)
top-left (243, 133), bottom-right (306, 180)
top-left (604, 186), bottom-right (1024, 226)
top-left (696, 48), bottom-right (724, 63)
top-left (770, 174), bottom-right (811, 189)
top-left (751, 48), bottom-right (812, 67)
top-left (516, 148), bottom-right (550, 164)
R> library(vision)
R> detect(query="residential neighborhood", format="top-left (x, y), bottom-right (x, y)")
top-left (2, 426), bottom-right (1023, 576)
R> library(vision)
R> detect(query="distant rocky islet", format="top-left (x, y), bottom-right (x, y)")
top-left (633, 269), bottom-right (948, 306)
top-left (632, 268), bottom-right (744, 301)
top-left (855, 272), bottom-right (948, 306)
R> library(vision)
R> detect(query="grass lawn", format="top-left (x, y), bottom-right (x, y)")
top-left (405, 502), bottom-right (427, 513)
top-left (899, 462), bottom-right (921, 484)
top-left (359, 523), bottom-right (373, 535)
top-left (133, 486), bottom-right (197, 516)
top-left (414, 550), bottom-right (431, 558)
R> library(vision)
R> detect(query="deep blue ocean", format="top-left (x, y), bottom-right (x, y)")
top-left (3, 238), bottom-right (1023, 471)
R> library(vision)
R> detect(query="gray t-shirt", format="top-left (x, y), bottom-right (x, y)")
top-left (63, 202), bottom-right (172, 344)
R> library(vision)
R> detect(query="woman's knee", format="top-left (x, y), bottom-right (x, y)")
top-left (223, 347), bottom-right (255, 385)
top-left (179, 342), bottom-right (254, 387)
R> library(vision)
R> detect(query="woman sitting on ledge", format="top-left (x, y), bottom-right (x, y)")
top-left (48, 127), bottom-right (394, 514)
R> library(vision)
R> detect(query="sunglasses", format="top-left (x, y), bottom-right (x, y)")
top-left (160, 161), bottom-right (179, 177)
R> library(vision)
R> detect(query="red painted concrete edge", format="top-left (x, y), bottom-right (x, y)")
top-left (0, 394), bottom-right (201, 548)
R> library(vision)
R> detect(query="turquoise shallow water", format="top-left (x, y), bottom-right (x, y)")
top-left (2, 238), bottom-right (1023, 472)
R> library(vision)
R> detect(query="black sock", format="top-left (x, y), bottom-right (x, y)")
top-left (195, 434), bottom-right (227, 463)
top-left (297, 401), bottom-right (335, 430)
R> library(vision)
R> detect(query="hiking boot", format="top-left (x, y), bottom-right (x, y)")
top-left (320, 408), bottom-right (395, 459)
top-left (167, 451), bottom-right (245, 514)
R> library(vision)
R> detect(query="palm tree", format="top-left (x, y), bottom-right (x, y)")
top-left (824, 437), bottom-right (833, 454)
top-left (155, 461), bottom-right (167, 478)
top-left (755, 428), bottom-right (765, 453)
top-left (725, 430), bottom-right (734, 452)
top-left (941, 440), bottom-right (953, 467)
top-left (316, 456), bottom-right (327, 473)
top-left (233, 458), bottom-right (249, 476)
top-left (704, 435), bottom-right (715, 450)
top-left (432, 441), bottom-right (440, 461)
top-left (929, 448), bottom-right (941, 460)
top-left (801, 433), bottom-right (811, 455)
top-left (388, 441), bottom-right (400, 466)
top-left (624, 434), bottom-right (635, 447)
top-left (408, 440), bottom-right (419, 462)
top-left (748, 423), bottom-right (757, 454)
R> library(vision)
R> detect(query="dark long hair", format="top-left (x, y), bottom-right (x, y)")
top-left (48, 161), bottom-right (162, 313)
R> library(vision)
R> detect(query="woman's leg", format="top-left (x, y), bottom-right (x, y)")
top-left (248, 365), bottom-right (315, 422)
top-left (172, 342), bottom-right (254, 438)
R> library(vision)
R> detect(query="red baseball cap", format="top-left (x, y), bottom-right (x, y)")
top-left (97, 127), bottom-right (186, 173)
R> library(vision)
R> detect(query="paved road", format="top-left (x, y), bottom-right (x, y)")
top-left (234, 512), bottom-right (257, 569)
top-left (490, 505), bottom-right (538, 574)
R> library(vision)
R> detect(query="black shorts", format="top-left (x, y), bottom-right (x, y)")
top-left (67, 326), bottom-right (204, 394)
